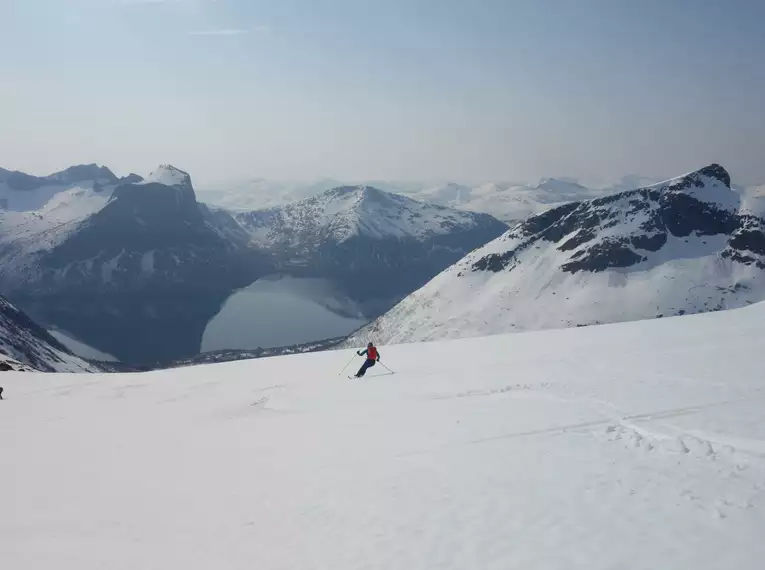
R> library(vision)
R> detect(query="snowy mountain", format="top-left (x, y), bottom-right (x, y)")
top-left (0, 294), bottom-right (95, 372)
top-left (139, 164), bottom-right (193, 189)
top-left (448, 178), bottom-right (605, 224)
top-left (236, 185), bottom-right (503, 245)
top-left (0, 165), bottom-right (269, 364)
top-left (196, 177), bottom-right (606, 225)
top-left (234, 185), bottom-right (508, 316)
top-left (2, 299), bottom-right (764, 567)
top-left (0, 163), bottom-right (142, 212)
top-left (0, 166), bottom-right (508, 363)
top-left (348, 164), bottom-right (765, 346)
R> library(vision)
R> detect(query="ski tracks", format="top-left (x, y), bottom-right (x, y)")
top-left (419, 379), bottom-right (765, 522)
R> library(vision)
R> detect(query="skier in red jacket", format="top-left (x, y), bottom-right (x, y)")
top-left (354, 342), bottom-right (380, 377)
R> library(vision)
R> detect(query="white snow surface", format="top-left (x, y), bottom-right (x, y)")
top-left (348, 167), bottom-right (765, 346)
top-left (48, 329), bottom-right (119, 363)
top-left (0, 176), bottom-right (115, 213)
top-left (238, 185), bottom-right (490, 246)
top-left (2, 303), bottom-right (765, 568)
top-left (139, 164), bottom-right (192, 188)
top-left (0, 185), bottom-right (113, 275)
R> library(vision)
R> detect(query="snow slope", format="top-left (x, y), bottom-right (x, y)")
top-left (47, 329), bottom-right (119, 363)
top-left (0, 296), bottom-right (96, 372)
top-left (139, 164), bottom-right (193, 189)
top-left (0, 165), bottom-right (127, 278)
top-left (0, 185), bottom-right (113, 268)
top-left (348, 164), bottom-right (765, 345)
top-left (235, 185), bottom-right (502, 247)
top-left (0, 164), bottom-right (118, 212)
top-left (1, 302), bottom-right (764, 569)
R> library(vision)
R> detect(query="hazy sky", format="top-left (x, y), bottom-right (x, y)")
top-left (1, 0), bottom-right (764, 186)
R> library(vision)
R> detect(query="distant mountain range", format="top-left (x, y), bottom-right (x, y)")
top-left (347, 164), bottom-right (765, 346)
top-left (4, 161), bottom-right (761, 366)
top-left (0, 164), bottom-right (507, 363)
top-left (197, 177), bottom-right (607, 224)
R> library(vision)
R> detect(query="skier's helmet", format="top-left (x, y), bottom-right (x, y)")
top-left (368, 342), bottom-right (373, 347)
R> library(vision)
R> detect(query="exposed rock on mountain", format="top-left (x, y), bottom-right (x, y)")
top-left (347, 164), bottom-right (765, 345)
top-left (0, 295), bottom-right (95, 372)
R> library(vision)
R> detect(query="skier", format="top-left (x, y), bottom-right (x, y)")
top-left (354, 342), bottom-right (380, 377)
top-left (0, 386), bottom-right (3, 400)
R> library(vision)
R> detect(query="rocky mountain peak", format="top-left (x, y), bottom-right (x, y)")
top-left (49, 164), bottom-right (118, 185)
top-left (142, 165), bottom-right (193, 190)
top-left (346, 163), bottom-right (765, 347)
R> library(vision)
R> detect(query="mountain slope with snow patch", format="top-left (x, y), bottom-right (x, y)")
top-left (140, 164), bottom-right (193, 189)
top-left (0, 165), bottom-right (270, 364)
top-left (0, 295), bottom-right (95, 372)
top-left (235, 185), bottom-right (502, 247)
top-left (348, 164), bottom-right (765, 346)
top-left (234, 185), bottom-right (508, 317)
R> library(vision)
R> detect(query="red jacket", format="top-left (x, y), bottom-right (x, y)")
top-left (359, 346), bottom-right (379, 360)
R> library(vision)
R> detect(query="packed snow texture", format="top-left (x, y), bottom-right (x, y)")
top-left (2, 303), bottom-right (765, 568)
top-left (348, 165), bottom-right (765, 346)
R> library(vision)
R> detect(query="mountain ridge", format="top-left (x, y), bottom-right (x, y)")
top-left (346, 163), bottom-right (765, 346)
top-left (0, 295), bottom-right (96, 372)
top-left (1, 167), bottom-right (508, 363)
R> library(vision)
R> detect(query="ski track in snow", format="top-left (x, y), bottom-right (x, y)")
top-left (2, 303), bottom-right (765, 569)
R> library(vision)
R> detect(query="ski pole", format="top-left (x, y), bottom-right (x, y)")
top-left (378, 361), bottom-right (395, 374)
top-left (337, 352), bottom-right (356, 376)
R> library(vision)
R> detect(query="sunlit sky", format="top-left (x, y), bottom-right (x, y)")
top-left (2, 0), bottom-right (764, 186)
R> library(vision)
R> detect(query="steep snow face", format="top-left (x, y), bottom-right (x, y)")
top-left (140, 164), bottom-right (193, 190)
top-left (0, 164), bottom-right (118, 212)
top-left (48, 329), bottom-right (119, 362)
top-left (2, 301), bottom-right (765, 567)
top-left (348, 164), bottom-right (765, 346)
top-left (0, 295), bottom-right (95, 372)
top-left (0, 185), bottom-right (113, 266)
top-left (235, 185), bottom-right (500, 247)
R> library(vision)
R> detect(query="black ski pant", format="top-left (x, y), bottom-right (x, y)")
top-left (355, 359), bottom-right (376, 377)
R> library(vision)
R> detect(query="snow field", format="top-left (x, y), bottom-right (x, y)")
top-left (1, 302), bottom-right (765, 569)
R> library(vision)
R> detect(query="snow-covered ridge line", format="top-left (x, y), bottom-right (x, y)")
top-left (234, 184), bottom-right (506, 246)
top-left (347, 163), bottom-right (765, 346)
top-left (139, 165), bottom-right (192, 189)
